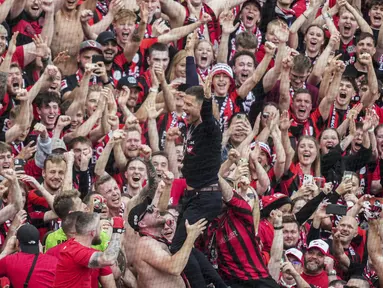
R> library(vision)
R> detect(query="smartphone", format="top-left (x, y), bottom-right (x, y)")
top-left (326, 204), bottom-right (347, 216)
top-left (92, 54), bottom-right (104, 64)
top-left (343, 171), bottom-right (354, 182)
top-left (303, 174), bottom-right (313, 185)
top-left (236, 114), bottom-right (246, 120)
top-left (314, 177), bottom-right (325, 188)
top-left (14, 159), bottom-right (26, 172)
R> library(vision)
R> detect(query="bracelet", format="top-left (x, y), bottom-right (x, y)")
top-left (327, 270), bottom-right (337, 276)
top-left (150, 87), bottom-right (159, 93)
top-left (274, 226), bottom-right (283, 230)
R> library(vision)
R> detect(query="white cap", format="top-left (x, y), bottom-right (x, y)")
top-left (285, 248), bottom-right (303, 263)
top-left (307, 239), bottom-right (329, 255)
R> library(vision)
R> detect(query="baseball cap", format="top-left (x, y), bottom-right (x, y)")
top-left (51, 138), bottom-right (67, 152)
top-left (259, 193), bottom-right (292, 217)
top-left (17, 224), bottom-right (40, 254)
top-left (307, 239), bottom-right (329, 255)
top-left (96, 31), bottom-right (117, 45)
top-left (241, 0), bottom-right (262, 12)
top-left (117, 76), bottom-right (142, 91)
top-left (79, 40), bottom-right (103, 54)
top-left (128, 197), bottom-right (152, 232)
top-left (285, 248), bottom-right (303, 264)
top-left (250, 141), bottom-right (272, 160)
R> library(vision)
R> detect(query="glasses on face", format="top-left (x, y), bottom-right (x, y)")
top-left (139, 205), bottom-right (155, 222)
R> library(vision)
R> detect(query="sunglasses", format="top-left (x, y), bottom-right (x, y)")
top-left (139, 205), bottom-right (155, 222)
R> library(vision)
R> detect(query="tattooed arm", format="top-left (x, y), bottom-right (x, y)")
top-left (88, 233), bottom-right (122, 268)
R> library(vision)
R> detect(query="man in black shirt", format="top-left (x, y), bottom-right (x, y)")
top-left (170, 84), bottom-right (226, 288)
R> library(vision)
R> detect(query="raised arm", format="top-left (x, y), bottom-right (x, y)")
top-left (249, 146), bottom-right (270, 196)
top-left (157, 14), bottom-right (212, 44)
top-left (279, 56), bottom-right (292, 112)
top-left (263, 23), bottom-right (289, 93)
top-left (63, 151), bottom-right (74, 191)
top-left (158, 0), bottom-right (186, 28)
top-left (318, 59), bottom-right (344, 121)
top-left (218, 175), bottom-right (234, 202)
top-left (216, 10), bottom-right (239, 64)
top-left (89, 218), bottom-right (124, 268)
top-left (361, 53), bottom-right (379, 108)
top-left (88, 0), bottom-right (124, 35)
top-left (280, 110), bottom-right (294, 172)
top-left (146, 101), bottom-right (163, 153)
top-left (368, 219), bottom-right (383, 287)
top-left (268, 210), bottom-right (283, 281)
top-left (344, 1), bottom-right (373, 34)
top-left (237, 42), bottom-right (276, 99)
top-left (270, 126), bottom-right (286, 181)
top-left (307, 34), bottom-right (340, 86)
top-left (0, 0), bottom-right (15, 23)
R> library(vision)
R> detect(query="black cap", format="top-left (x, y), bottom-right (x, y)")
top-left (117, 76), bottom-right (142, 91)
top-left (128, 197), bottom-right (152, 232)
top-left (241, 0), bottom-right (262, 12)
top-left (96, 31), bottom-right (117, 45)
top-left (16, 224), bottom-right (40, 254)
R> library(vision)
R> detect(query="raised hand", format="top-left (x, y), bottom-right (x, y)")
top-left (204, 73), bottom-right (213, 99)
top-left (56, 115), bottom-right (72, 129)
top-left (140, 144), bottom-right (152, 161)
top-left (31, 34), bottom-right (51, 59)
top-left (53, 50), bottom-right (70, 66)
top-left (264, 41), bottom-right (277, 56)
top-left (139, 0), bottom-right (149, 23)
top-left (18, 141), bottom-right (37, 160)
top-left (7, 31), bottom-right (19, 56)
top-left (282, 55), bottom-right (293, 71)
top-left (146, 101), bottom-right (164, 120)
top-left (63, 150), bottom-right (75, 164)
top-left (185, 218), bottom-right (208, 241)
top-left (15, 89), bottom-right (29, 102)
top-left (41, 0), bottom-right (54, 13)
top-left (359, 53), bottom-right (373, 66)
top-left (279, 110), bottom-right (292, 131)
top-left (118, 86), bottom-right (130, 107)
top-left (43, 64), bottom-right (60, 81)
top-left (111, 129), bottom-right (126, 144)
top-left (228, 148), bottom-right (240, 163)
top-left (152, 19), bottom-right (170, 37)
top-left (9, 210), bottom-right (28, 231)
top-left (80, 148), bottom-right (92, 171)
top-left (270, 209), bottom-right (283, 227)
top-left (153, 64), bottom-right (166, 84)
top-left (1, 169), bottom-right (17, 183)
top-left (185, 30), bottom-right (198, 56)
top-left (274, 21), bottom-right (289, 44)
top-left (282, 262), bottom-right (299, 277)
top-left (161, 170), bottom-right (174, 186)
top-left (200, 13), bottom-right (212, 24)
top-left (219, 10), bottom-right (239, 35)
top-left (166, 127), bottom-right (181, 141)
top-left (107, 115), bottom-right (119, 130)
top-left (80, 10), bottom-right (94, 23)
top-left (109, 0), bottom-right (124, 16)
top-left (34, 123), bottom-right (48, 139)
top-left (18, 174), bottom-right (42, 190)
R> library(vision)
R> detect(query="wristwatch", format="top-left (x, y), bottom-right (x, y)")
top-left (327, 270), bottom-right (337, 276)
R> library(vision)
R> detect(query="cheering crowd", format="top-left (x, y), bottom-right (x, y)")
top-left (1, 0), bottom-right (383, 287)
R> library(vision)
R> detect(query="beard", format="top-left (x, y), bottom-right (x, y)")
top-left (304, 261), bottom-right (324, 274)
top-left (91, 235), bottom-right (102, 246)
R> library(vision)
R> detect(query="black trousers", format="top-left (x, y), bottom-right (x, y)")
top-left (227, 277), bottom-right (280, 288)
top-left (170, 190), bottom-right (226, 288)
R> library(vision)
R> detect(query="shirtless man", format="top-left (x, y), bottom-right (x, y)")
top-left (51, 0), bottom-right (123, 76)
top-left (129, 197), bottom-right (207, 288)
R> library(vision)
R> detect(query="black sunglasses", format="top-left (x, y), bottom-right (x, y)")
top-left (139, 205), bottom-right (155, 222)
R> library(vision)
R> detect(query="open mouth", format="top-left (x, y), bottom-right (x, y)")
top-left (241, 73), bottom-right (249, 79)
top-left (31, 5), bottom-right (40, 10)
top-left (132, 176), bottom-right (141, 182)
top-left (302, 153), bottom-right (311, 159)
top-left (326, 143), bottom-right (334, 149)
top-left (2, 164), bottom-right (10, 169)
top-left (12, 82), bottom-right (20, 89)
top-left (47, 115), bottom-right (56, 121)
top-left (246, 15), bottom-right (254, 21)
top-left (67, 0), bottom-right (76, 4)
top-left (343, 25), bottom-right (352, 33)
top-left (201, 56), bottom-right (208, 62)
top-left (309, 40), bottom-right (318, 45)
top-left (298, 109), bottom-right (306, 114)
top-left (355, 142), bottom-right (362, 148)
top-left (104, 50), bottom-right (114, 56)
top-left (339, 93), bottom-right (347, 99)
top-left (374, 15), bottom-right (382, 21)
top-left (217, 83), bottom-right (227, 88)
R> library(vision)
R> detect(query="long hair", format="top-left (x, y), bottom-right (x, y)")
top-left (292, 136), bottom-right (321, 177)
top-left (166, 50), bottom-right (187, 82)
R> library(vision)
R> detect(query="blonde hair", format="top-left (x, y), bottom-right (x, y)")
top-left (167, 50), bottom-right (187, 82)
top-left (114, 9), bottom-right (137, 24)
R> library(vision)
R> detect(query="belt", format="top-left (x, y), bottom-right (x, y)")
top-left (185, 184), bottom-right (220, 197)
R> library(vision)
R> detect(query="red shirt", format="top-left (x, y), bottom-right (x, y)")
top-left (258, 218), bottom-right (274, 253)
top-left (301, 270), bottom-right (328, 288)
top-left (1, 46), bottom-right (25, 68)
top-left (0, 252), bottom-right (57, 288)
top-left (170, 178), bottom-right (187, 206)
top-left (53, 239), bottom-right (97, 288)
top-left (48, 242), bottom-right (112, 288)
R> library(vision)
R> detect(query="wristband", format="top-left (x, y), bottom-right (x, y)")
top-left (112, 217), bottom-right (125, 234)
top-left (273, 226), bottom-right (283, 230)
top-left (369, 126), bottom-right (375, 133)
top-left (150, 87), bottom-right (159, 93)
top-left (327, 270), bottom-right (337, 276)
